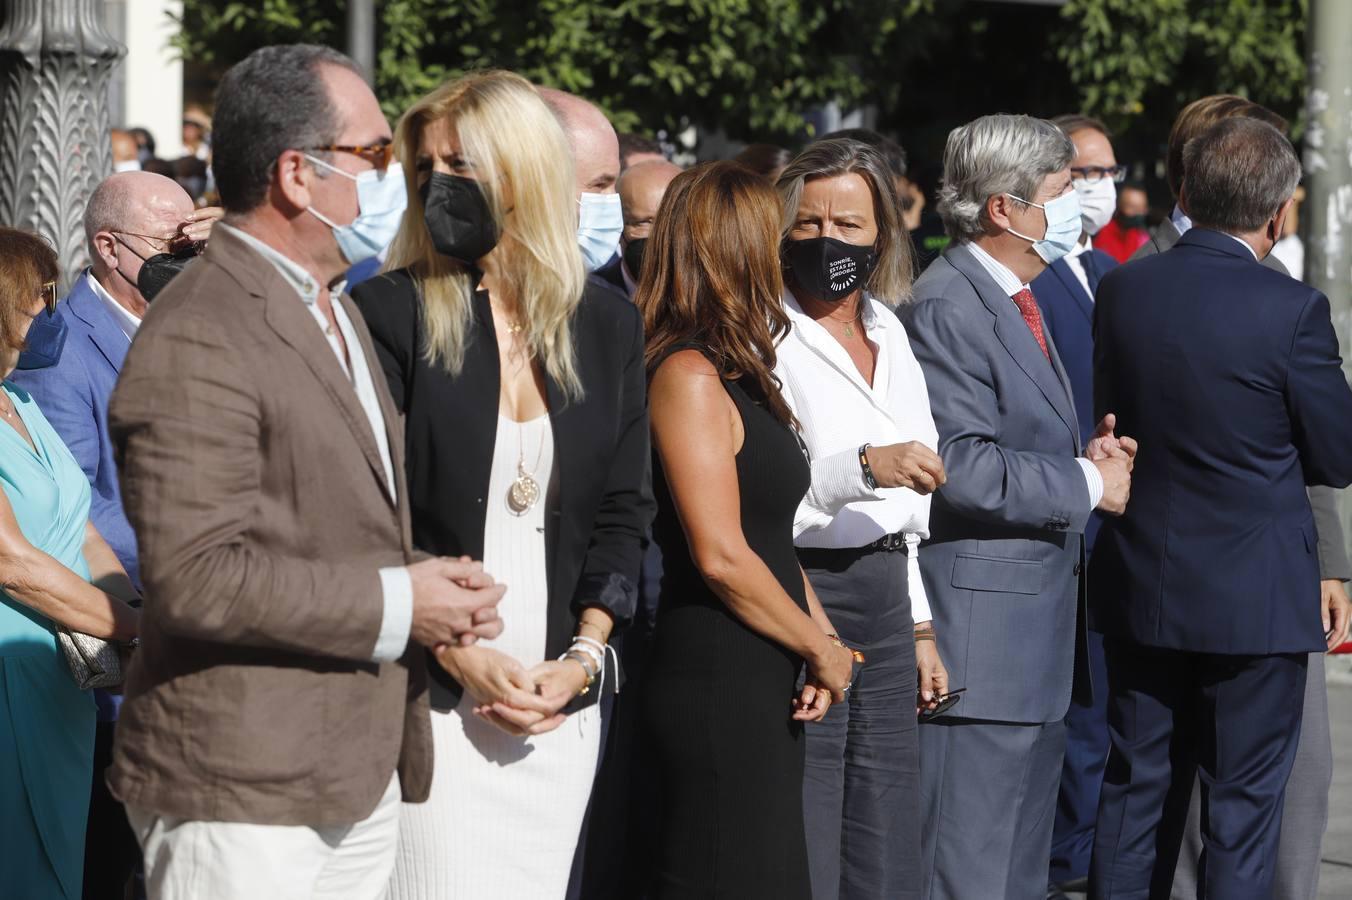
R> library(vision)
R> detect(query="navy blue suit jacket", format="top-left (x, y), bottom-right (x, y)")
top-left (1033, 249), bottom-right (1118, 553)
top-left (11, 273), bottom-right (139, 589)
top-left (1090, 229), bottom-right (1352, 654)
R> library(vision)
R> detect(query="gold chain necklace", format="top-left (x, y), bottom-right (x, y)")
top-left (825, 304), bottom-right (863, 338)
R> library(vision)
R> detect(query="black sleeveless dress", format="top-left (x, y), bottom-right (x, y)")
top-left (643, 345), bottom-right (813, 899)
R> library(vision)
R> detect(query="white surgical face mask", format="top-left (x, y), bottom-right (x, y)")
top-left (304, 154), bottom-right (408, 265)
top-left (113, 159), bottom-right (142, 173)
top-left (1007, 189), bottom-right (1083, 264)
top-left (577, 191), bottom-right (623, 271)
top-left (1073, 177), bottom-right (1116, 237)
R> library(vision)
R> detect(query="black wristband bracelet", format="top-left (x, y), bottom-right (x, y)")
top-left (859, 443), bottom-right (878, 490)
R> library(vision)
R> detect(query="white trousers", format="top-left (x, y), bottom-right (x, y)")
top-left (127, 773), bottom-right (401, 900)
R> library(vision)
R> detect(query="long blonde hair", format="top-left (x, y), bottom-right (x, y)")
top-left (385, 70), bottom-right (586, 398)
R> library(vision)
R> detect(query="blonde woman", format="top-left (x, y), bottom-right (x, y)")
top-left (351, 71), bottom-right (653, 898)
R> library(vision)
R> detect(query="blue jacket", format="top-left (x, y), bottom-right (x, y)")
top-left (1090, 229), bottom-right (1352, 654)
top-left (1032, 248), bottom-right (1118, 553)
top-left (11, 273), bottom-right (138, 588)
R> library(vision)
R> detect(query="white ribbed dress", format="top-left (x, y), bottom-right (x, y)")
top-left (388, 414), bottom-right (603, 900)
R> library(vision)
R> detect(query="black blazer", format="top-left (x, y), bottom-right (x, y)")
top-left (352, 269), bottom-right (654, 709)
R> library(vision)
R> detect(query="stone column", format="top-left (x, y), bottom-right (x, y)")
top-left (0, 0), bottom-right (125, 288)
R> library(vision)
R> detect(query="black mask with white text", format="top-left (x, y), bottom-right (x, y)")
top-left (783, 236), bottom-right (877, 303)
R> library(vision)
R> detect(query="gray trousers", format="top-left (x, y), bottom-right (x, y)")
top-left (919, 717), bottom-right (1067, 900)
top-left (801, 549), bottom-right (921, 900)
top-left (1170, 652), bottom-right (1332, 900)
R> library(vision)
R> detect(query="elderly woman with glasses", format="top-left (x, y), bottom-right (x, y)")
top-left (771, 138), bottom-right (947, 900)
top-left (0, 227), bottom-right (140, 900)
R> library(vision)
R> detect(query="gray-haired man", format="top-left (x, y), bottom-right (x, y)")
top-left (901, 114), bottom-right (1132, 900)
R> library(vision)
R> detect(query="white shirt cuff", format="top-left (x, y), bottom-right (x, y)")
top-left (1076, 457), bottom-right (1104, 512)
top-left (905, 535), bottom-right (932, 624)
top-left (372, 566), bottom-right (414, 662)
top-left (811, 447), bottom-right (880, 511)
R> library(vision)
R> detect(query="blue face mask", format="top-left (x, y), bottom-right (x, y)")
top-left (1006, 189), bottom-right (1083, 264)
top-left (577, 191), bottom-right (623, 272)
top-left (305, 155), bottom-right (409, 265)
top-left (16, 307), bottom-right (69, 370)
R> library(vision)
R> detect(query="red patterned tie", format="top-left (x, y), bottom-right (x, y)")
top-left (1012, 287), bottom-right (1049, 359)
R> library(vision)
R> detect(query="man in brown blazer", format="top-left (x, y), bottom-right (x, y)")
top-left (106, 45), bottom-right (508, 899)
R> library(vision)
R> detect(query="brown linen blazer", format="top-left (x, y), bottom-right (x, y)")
top-left (106, 225), bottom-right (431, 826)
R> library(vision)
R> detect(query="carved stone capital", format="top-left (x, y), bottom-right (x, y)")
top-left (0, 0), bottom-right (126, 287)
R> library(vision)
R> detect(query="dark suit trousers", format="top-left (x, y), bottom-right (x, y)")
top-left (1050, 627), bottom-right (1111, 884)
top-left (1170, 651), bottom-right (1333, 900)
top-left (1091, 640), bottom-right (1307, 900)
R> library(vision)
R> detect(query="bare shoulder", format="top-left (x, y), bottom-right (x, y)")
top-left (650, 349), bottom-right (734, 426)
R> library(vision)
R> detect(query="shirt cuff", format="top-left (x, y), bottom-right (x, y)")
top-left (810, 447), bottom-right (881, 513)
top-left (372, 566), bottom-right (414, 662)
top-left (1076, 457), bottom-right (1103, 512)
top-left (905, 535), bottom-right (932, 624)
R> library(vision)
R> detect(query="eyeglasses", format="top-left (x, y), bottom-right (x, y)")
top-left (1070, 165), bottom-right (1128, 185)
top-left (38, 280), bottom-right (57, 314)
top-left (302, 142), bottom-right (396, 172)
top-left (113, 231), bottom-right (205, 257)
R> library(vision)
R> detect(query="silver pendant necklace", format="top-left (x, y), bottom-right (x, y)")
top-left (507, 421), bottom-right (545, 515)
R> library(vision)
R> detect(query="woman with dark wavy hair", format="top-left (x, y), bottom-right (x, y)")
top-left (637, 161), bottom-right (855, 898)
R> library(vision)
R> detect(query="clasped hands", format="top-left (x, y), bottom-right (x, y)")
top-left (436, 645), bottom-right (585, 737)
top-left (1086, 414), bottom-right (1137, 516)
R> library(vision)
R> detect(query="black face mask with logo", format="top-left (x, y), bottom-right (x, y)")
top-left (783, 236), bottom-right (878, 303)
top-left (421, 172), bottom-right (500, 265)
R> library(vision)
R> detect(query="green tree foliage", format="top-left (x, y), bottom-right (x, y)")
top-left (174, 0), bottom-right (932, 140)
top-left (173, 0), bottom-right (1309, 149)
top-left (1055, 0), bottom-right (1307, 135)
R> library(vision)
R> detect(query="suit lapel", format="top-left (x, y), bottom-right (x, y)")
top-left (338, 293), bottom-right (401, 510)
top-left (65, 275), bottom-right (129, 374)
top-left (948, 245), bottom-right (1078, 442)
top-left (259, 269), bottom-right (391, 504)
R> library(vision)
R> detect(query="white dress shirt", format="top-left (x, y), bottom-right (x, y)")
top-left (1171, 204), bottom-right (1259, 259)
top-left (775, 291), bottom-right (937, 623)
top-left (88, 272), bottom-right (143, 341)
top-left (219, 224), bottom-right (413, 663)
top-left (1063, 236), bottom-right (1095, 299)
top-left (965, 241), bottom-right (1104, 511)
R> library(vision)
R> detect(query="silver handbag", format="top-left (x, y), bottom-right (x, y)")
top-left (56, 627), bottom-right (124, 690)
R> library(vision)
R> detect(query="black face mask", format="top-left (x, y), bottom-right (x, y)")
top-left (622, 238), bottom-right (647, 282)
top-left (115, 235), bottom-right (201, 301)
top-left (421, 172), bottom-right (500, 265)
top-left (783, 236), bottom-right (878, 303)
top-left (1119, 214), bottom-right (1148, 230)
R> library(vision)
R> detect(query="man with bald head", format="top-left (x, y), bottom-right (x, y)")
top-left (9, 169), bottom-right (218, 899)
top-left (595, 159), bottom-right (681, 298)
top-left (539, 86), bottom-right (625, 271)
